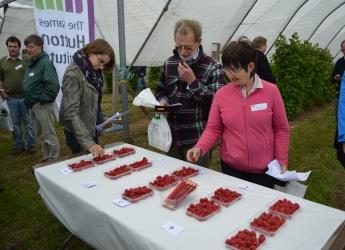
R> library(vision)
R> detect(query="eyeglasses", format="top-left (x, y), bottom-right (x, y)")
top-left (175, 45), bottom-right (194, 51)
top-left (225, 66), bottom-right (242, 73)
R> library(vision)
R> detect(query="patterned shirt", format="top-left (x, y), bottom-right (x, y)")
top-left (156, 46), bottom-right (224, 147)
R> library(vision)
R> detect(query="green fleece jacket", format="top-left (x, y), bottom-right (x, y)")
top-left (22, 52), bottom-right (60, 108)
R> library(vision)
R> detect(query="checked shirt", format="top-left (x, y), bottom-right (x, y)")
top-left (156, 46), bottom-right (224, 147)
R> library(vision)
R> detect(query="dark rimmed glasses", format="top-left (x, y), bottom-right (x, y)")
top-left (175, 45), bottom-right (195, 51)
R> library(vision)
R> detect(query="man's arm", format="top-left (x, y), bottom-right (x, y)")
top-left (0, 63), bottom-right (8, 100)
top-left (40, 60), bottom-right (60, 104)
top-left (0, 80), bottom-right (8, 100)
top-left (185, 61), bottom-right (224, 102)
top-left (331, 60), bottom-right (342, 83)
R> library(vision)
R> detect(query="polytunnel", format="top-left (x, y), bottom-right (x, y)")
top-left (1, 0), bottom-right (344, 65)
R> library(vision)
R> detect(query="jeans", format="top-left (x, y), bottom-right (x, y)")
top-left (64, 109), bottom-right (100, 154)
top-left (64, 129), bottom-right (98, 154)
top-left (7, 97), bottom-right (35, 149)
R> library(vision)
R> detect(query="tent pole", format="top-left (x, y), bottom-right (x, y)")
top-left (0, 3), bottom-right (10, 34)
top-left (307, 2), bottom-right (345, 42)
top-left (130, 0), bottom-right (172, 67)
top-left (267, 0), bottom-right (309, 55)
top-left (117, 0), bottom-right (131, 142)
top-left (325, 24), bottom-right (345, 49)
top-left (220, 0), bottom-right (258, 53)
top-left (0, 0), bottom-right (16, 8)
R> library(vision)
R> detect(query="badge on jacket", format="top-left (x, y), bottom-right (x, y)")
top-left (15, 64), bottom-right (23, 70)
top-left (251, 103), bottom-right (267, 112)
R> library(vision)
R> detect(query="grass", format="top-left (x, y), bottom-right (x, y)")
top-left (0, 94), bottom-right (344, 249)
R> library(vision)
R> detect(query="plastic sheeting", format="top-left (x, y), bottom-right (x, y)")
top-left (0, 0), bottom-right (344, 65)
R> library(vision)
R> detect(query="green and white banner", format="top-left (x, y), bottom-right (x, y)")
top-left (33, 0), bottom-right (95, 108)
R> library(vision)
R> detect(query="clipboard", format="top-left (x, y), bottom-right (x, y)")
top-left (155, 103), bottom-right (182, 112)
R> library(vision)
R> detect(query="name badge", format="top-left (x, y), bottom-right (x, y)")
top-left (251, 103), bottom-right (267, 112)
top-left (29, 72), bottom-right (34, 77)
top-left (15, 64), bottom-right (23, 70)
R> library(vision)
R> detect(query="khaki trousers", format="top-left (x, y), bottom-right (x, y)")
top-left (30, 103), bottom-right (60, 160)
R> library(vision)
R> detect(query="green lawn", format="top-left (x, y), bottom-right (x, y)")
top-left (0, 95), bottom-right (344, 249)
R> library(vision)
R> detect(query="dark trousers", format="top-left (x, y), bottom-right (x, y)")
top-left (167, 142), bottom-right (211, 168)
top-left (64, 130), bottom-right (98, 154)
top-left (221, 160), bottom-right (277, 189)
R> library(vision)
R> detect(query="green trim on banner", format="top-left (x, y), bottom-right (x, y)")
top-left (45, 0), bottom-right (54, 10)
top-left (56, 0), bottom-right (63, 11)
top-left (35, 0), bottom-right (44, 9)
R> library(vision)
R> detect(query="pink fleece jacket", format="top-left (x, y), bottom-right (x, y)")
top-left (195, 80), bottom-right (290, 173)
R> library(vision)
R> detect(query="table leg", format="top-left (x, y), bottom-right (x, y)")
top-left (60, 233), bottom-right (74, 250)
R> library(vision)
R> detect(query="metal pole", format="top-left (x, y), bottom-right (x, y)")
top-left (117, 0), bottom-right (130, 141)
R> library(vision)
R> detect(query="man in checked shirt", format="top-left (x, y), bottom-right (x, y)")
top-left (156, 19), bottom-right (224, 167)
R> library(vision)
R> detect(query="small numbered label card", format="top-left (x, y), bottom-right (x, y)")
top-left (112, 198), bottom-right (131, 208)
top-left (238, 183), bottom-right (255, 191)
top-left (161, 222), bottom-right (184, 235)
top-left (157, 157), bottom-right (168, 163)
top-left (196, 167), bottom-right (206, 174)
top-left (81, 180), bottom-right (96, 188)
top-left (60, 167), bottom-right (73, 175)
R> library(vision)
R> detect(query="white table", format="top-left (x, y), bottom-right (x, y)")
top-left (34, 143), bottom-right (345, 250)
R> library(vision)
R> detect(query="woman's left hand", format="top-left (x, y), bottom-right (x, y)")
top-left (280, 165), bottom-right (288, 174)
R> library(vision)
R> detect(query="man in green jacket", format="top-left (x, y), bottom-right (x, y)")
top-left (22, 34), bottom-right (60, 161)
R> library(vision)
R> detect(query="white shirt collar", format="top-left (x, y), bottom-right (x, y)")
top-left (7, 53), bottom-right (23, 61)
top-left (193, 48), bottom-right (199, 60)
top-left (240, 74), bottom-right (263, 97)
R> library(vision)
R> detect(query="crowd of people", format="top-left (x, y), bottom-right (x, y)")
top-left (0, 18), bottom-right (344, 194)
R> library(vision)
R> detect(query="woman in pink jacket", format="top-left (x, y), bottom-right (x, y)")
top-left (186, 39), bottom-right (290, 188)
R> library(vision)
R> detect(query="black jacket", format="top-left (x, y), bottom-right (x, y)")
top-left (331, 56), bottom-right (345, 97)
top-left (255, 50), bottom-right (276, 84)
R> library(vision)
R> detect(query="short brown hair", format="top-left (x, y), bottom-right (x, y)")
top-left (6, 36), bottom-right (21, 47)
top-left (24, 34), bottom-right (43, 48)
top-left (81, 38), bottom-right (115, 73)
top-left (222, 38), bottom-right (256, 77)
top-left (252, 36), bottom-right (267, 50)
top-left (174, 19), bottom-right (202, 42)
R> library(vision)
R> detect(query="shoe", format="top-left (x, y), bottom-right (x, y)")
top-left (12, 147), bottom-right (25, 155)
top-left (27, 145), bottom-right (37, 154)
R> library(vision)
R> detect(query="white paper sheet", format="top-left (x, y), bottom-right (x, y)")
top-left (133, 88), bottom-right (160, 108)
top-left (266, 159), bottom-right (311, 181)
top-left (96, 111), bottom-right (129, 131)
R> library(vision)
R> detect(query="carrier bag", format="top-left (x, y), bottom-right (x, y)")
top-left (148, 113), bottom-right (172, 152)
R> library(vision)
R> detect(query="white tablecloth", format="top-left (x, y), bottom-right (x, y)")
top-left (34, 143), bottom-right (345, 250)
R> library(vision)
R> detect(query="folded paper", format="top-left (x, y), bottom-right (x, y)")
top-left (266, 159), bottom-right (311, 182)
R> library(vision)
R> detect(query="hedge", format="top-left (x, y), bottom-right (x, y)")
top-left (271, 33), bottom-right (335, 119)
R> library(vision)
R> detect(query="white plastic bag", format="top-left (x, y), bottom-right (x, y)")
top-left (0, 97), bottom-right (13, 131)
top-left (274, 181), bottom-right (307, 198)
top-left (148, 113), bottom-right (172, 152)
